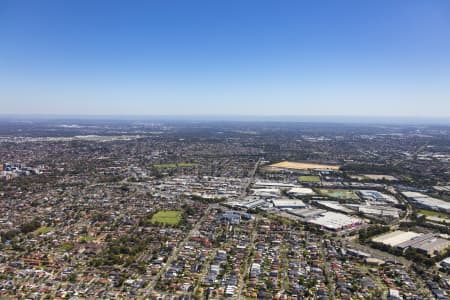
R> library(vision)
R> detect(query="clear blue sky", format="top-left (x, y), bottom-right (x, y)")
top-left (1, 0), bottom-right (450, 117)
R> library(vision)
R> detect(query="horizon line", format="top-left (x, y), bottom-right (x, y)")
top-left (0, 113), bottom-right (449, 125)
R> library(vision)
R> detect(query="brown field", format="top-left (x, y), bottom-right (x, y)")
top-left (269, 161), bottom-right (340, 171)
top-left (363, 174), bottom-right (398, 181)
top-left (350, 174), bottom-right (398, 181)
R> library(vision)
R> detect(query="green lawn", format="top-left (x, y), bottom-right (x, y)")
top-left (153, 162), bottom-right (199, 169)
top-left (418, 209), bottom-right (449, 219)
top-left (79, 235), bottom-right (95, 242)
top-left (318, 189), bottom-right (360, 200)
top-left (151, 210), bottom-right (182, 225)
top-left (33, 226), bottom-right (55, 236)
top-left (60, 242), bottom-right (75, 252)
top-left (298, 175), bottom-right (320, 183)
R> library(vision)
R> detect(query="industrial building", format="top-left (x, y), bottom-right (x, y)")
top-left (272, 199), bottom-right (307, 209)
top-left (358, 190), bottom-right (398, 204)
top-left (308, 211), bottom-right (363, 231)
top-left (395, 233), bottom-right (450, 256)
top-left (372, 231), bottom-right (422, 247)
top-left (253, 181), bottom-right (296, 189)
top-left (287, 208), bottom-right (326, 219)
top-left (402, 191), bottom-right (450, 213)
top-left (286, 187), bottom-right (315, 197)
top-left (346, 204), bottom-right (401, 218)
top-left (251, 188), bottom-right (281, 198)
top-left (373, 231), bottom-right (450, 256)
top-left (242, 199), bottom-right (267, 209)
top-left (314, 201), bottom-right (354, 214)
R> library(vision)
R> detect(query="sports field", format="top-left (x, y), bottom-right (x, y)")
top-left (318, 189), bottom-right (360, 200)
top-left (418, 209), bottom-right (449, 219)
top-left (298, 175), bottom-right (321, 183)
top-left (33, 226), bottom-right (55, 236)
top-left (151, 210), bottom-right (182, 225)
top-left (270, 161), bottom-right (340, 171)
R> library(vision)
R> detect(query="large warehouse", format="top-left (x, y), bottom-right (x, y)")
top-left (358, 190), bottom-right (398, 204)
top-left (372, 231), bottom-right (422, 247)
top-left (395, 233), bottom-right (450, 256)
top-left (272, 199), bottom-right (307, 209)
top-left (372, 231), bottom-right (450, 256)
top-left (287, 187), bottom-right (315, 197)
top-left (308, 211), bottom-right (363, 231)
top-left (402, 192), bottom-right (450, 213)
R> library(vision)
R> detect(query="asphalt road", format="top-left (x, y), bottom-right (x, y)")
top-left (142, 206), bottom-right (212, 299)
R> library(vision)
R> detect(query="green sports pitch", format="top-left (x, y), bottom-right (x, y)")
top-left (151, 210), bottom-right (182, 225)
top-left (298, 175), bottom-right (321, 183)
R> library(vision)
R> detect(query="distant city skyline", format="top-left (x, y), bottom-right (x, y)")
top-left (1, 0), bottom-right (450, 117)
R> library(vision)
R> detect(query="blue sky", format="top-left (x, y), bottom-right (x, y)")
top-left (1, 0), bottom-right (450, 117)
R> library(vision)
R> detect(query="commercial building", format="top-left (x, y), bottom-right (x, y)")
top-left (415, 238), bottom-right (450, 256)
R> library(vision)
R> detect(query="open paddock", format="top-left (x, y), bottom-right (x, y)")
top-left (269, 161), bottom-right (340, 171)
top-left (318, 189), bottom-right (360, 201)
top-left (298, 175), bottom-right (321, 183)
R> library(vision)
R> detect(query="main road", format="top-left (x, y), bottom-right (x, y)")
top-left (240, 158), bottom-right (262, 198)
top-left (142, 206), bottom-right (212, 299)
top-left (237, 216), bottom-right (259, 300)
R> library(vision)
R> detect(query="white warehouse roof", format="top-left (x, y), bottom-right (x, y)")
top-left (372, 231), bottom-right (422, 247)
top-left (272, 199), bottom-right (306, 208)
top-left (309, 211), bottom-right (362, 230)
top-left (287, 187), bottom-right (315, 195)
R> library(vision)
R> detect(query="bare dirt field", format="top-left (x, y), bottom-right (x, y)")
top-left (269, 161), bottom-right (340, 171)
top-left (350, 174), bottom-right (398, 181)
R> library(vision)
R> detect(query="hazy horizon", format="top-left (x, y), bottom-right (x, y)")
top-left (1, 113), bottom-right (449, 126)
